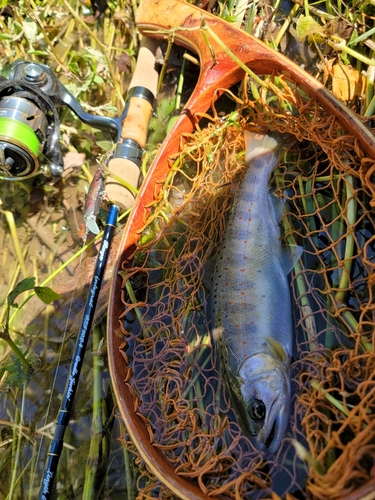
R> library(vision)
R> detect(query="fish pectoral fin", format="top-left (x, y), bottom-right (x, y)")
top-left (266, 337), bottom-right (288, 363)
top-left (281, 245), bottom-right (303, 275)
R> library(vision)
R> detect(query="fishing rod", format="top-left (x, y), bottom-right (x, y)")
top-left (37, 36), bottom-right (159, 499)
top-left (38, 203), bottom-right (118, 500)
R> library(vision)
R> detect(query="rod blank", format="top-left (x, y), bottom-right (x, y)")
top-left (39, 203), bottom-right (118, 500)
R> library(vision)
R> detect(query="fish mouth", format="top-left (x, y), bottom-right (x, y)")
top-left (258, 402), bottom-right (288, 453)
top-left (264, 418), bottom-right (277, 450)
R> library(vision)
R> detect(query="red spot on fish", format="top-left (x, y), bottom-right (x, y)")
top-left (235, 324), bottom-right (240, 328)
top-left (250, 321), bottom-right (255, 324)
top-left (241, 291), bottom-right (245, 295)
top-left (225, 283), bottom-right (229, 286)
top-left (228, 301), bottom-right (233, 305)
top-left (239, 268), bottom-right (245, 272)
top-left (248, 217), bottom-right (252, 221)
top-left (242, 341), bottom-right (247, 345)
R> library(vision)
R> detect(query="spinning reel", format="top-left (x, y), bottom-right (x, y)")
top-left (0, 60), bottom-right (122, 180)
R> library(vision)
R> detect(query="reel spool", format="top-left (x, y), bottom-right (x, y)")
top-left (0, 95), bottom-right (47, 179)
top-left (0, 60), bottom-right (122, 181)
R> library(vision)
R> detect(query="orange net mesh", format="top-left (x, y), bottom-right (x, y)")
top-left (117, 76), bottom-right (375, 499)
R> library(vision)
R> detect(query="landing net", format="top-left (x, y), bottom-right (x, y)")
top-left (116, 76), bottom-right (375, 499)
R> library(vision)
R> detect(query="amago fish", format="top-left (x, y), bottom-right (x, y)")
top-left (211, 130), bottom-right (302, 453)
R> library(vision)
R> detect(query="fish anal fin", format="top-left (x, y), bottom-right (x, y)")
top-left (269, 190), bottom-right (284, 221)
top-left (281, 245), bottom-right (303, 275)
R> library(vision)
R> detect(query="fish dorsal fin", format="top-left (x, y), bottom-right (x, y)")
top-left (281, 245), bottom-right (303, 275)
top-left (266, 337), bottom-right (288, 363)
top-left (244, 130), bottom-right (280, 164)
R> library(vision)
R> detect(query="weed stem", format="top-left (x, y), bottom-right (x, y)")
top-left (2, 211), bottom-right (27, 278)
top-left (202, 22), bottom-right (269, 89)
top-left (335, 175), bottom-right (356, 304)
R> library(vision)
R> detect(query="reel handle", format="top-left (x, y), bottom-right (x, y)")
top-left (105, 38), bottom-right (159, 211)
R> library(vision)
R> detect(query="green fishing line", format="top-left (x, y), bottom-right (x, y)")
top-left (0, 117), bottom-right (40, 156)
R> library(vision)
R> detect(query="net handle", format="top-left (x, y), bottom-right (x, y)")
top-left (136, 0), bottom-right (375, 160)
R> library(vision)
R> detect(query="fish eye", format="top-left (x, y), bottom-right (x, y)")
top-left (248, 399), bottom-right (266, 421)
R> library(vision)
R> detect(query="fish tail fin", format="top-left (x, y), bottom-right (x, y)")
top-left (244, 130), bottom-right (294, 165)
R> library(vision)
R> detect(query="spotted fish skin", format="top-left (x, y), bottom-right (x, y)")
top-left (211, 131), bottom-right (300, 453)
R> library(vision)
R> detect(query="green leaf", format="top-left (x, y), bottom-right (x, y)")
top-left (296, 15), bottom-right (323, 41)
top-left (96, 140), bottom-right (113, 152)
top-left (93, 74), bottom-right (104, 84)
top-left (34, 286), bottom-right (62, 304)
top-left (166, 115), bottom-right (179, 135)
top-left (68, 62), bottom-right (81, 76)
top-left (340, 51), bottom-right (350, 65)
top-left (22, 18), bottom-right (38, 44)
top-left (7, 277), bottom-right (36, 307)
top-left (26, 50), bottom-right (49, 56)
top-left (150, 97), bottom-right (176, 130)
top-left (1, 355), bottom-right (31, 388)
top-left (147, 97), bottom-right (177, 149)
top-left (85, 46), bottom-right (106, 64)
top-left (223, 15), bottom-right (238, 23)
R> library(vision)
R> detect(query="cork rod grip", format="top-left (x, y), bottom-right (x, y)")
top-left (120, 97), bottom-right (153, 145)
top-left (106, 38), bottom-right (159, 210)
